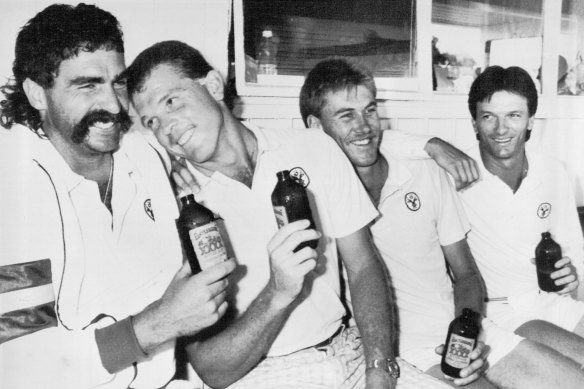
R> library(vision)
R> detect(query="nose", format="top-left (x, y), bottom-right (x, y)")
top-left (494, 116), bottom-right (509, 135)
top-left (98, 84), bottom-right (125, 114)
top-left (354, 114), bottom-right (372, 134)
top-left (159, 115), bottom-right (177, 137)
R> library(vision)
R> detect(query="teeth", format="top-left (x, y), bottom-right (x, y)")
top-left (91, 121), bottom-right (114, 130)
top-left (352, 139), bottom-right (371, 146)
top-left (177, 129), bottom-right (194, 146)
top-left (494, 138), bottom-right (511, 143)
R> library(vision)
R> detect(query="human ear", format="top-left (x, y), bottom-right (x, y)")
top-left (22, 78), bottom-right (47, 111)
top-left (306, 115), bottom-right (322, 129)
top-left (471, 119), bottom-right (479, 141)
top-left (201, 70), bottom-right (225, 101)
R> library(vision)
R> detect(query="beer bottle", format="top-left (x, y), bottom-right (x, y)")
top-left (271, 170), bottom-right (318, 252)
top-left (535, 232), bottom-right (563, 292)
top-left (441, 308), bottom-right (480, 378)
top-left (176, 194), bottom-right (228, 274)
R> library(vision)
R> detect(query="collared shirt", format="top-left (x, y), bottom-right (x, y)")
top-left (369, 135), bottom-right (470, 336)
top-left (0, 126), bottom-right (182, 389)
top-left (188, 124), bottom-right (378, 356)
top-left (458, 144), bottom-right (584, 299)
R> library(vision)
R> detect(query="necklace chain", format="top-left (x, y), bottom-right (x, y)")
top-left (102, 154), bottom-right (113, 204)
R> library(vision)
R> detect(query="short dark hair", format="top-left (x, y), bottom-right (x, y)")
top-left (0, 3), bottom-right (124, 133)
top-left (468, 66), bottom-right (538, 120)
top-left (125, 40), bottom-right (214, 97)
top-left (300, 58), bottom-right (376, 127)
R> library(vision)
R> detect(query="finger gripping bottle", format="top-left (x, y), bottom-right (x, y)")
top-left (176, 194), bottom-right (228, 274)
top-left (535, 232), bottom-right (563, 292)
top-left (441, 308), bottom-right (480, 378)
top-left (271, 170), bottom-right (318, 252)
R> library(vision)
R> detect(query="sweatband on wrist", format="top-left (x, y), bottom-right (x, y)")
top-left (95, 316), bottom-right (149, 374)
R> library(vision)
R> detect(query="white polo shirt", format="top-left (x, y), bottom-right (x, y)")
top-left (0, 127), bottom-right (182, 389)
top-left (187, 125), bottom-right (378, 356)
top-left (458, 144), bottom-right (584, 299)
top-left (370, 137), bottom-right (470, 341)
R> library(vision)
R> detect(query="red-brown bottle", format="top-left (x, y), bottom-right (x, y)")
top-left (535, 232), bottom-right (563, 292)
top-left (271, 170), bottom-right (318, 252)
top-left (176, 194), bottom-right (228, 274)
top-left (441, 308), bottom-right (480, 378)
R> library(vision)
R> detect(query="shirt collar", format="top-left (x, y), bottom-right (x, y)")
top-left (22, 126), bottom-right (134, 193)
top-left (378, 139), bottom-right (412, 200)
top-left (185, 123), bottom-right (278, 191)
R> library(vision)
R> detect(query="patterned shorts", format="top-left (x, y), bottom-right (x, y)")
top-left (225, 326), bottom-right (451, 389)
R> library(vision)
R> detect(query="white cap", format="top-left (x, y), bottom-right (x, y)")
top-left (262, 29), bottom-right (273, 38)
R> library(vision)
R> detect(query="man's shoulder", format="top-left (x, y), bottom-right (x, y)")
top-left (261, 126), bottom-right (332, 145)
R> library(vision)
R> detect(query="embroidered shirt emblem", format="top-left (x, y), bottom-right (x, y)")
top-left (290, 167), bottom-right (310, 187)
top-left (537, 203), bottom-right (551, 219)
top-left (404, 192), bottom-right (421, 211)
top-left (144, 199), bottom-right (155, 221)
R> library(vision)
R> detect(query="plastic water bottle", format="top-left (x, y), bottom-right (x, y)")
top-left (257, 29), bottom-right (277, 75)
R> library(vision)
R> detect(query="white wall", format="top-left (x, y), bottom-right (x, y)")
top-left (0, 0), bottom-right (231, 82)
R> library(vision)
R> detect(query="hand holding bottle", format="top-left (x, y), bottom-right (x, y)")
top-left (435, 341), bottom-right (488, 385)
top-left (530, 255), bottom-right (579, 294)
top-left (133, 258), bottom-right (237, 353)
top-left (265, 220), bottom-right (320, 310)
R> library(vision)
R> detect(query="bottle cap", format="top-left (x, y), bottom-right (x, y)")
top-left (262, 29), bottom-right (273, 38)
top-left (180, 193), bottom-right (196, 204)
top-left (541, 231), bottom-right (551, 238)
top-left (276, 170), bottom-right (290, 179)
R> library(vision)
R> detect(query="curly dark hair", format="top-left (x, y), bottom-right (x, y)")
top-left (0, 3), bottom-right (124, 134)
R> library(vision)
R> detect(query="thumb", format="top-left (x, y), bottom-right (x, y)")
top-left (175, 260), bottom-right (193, 279)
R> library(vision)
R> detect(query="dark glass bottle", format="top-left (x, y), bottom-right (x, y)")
top-left (176, 194), bottom-right (228, 274)
top-left (441, 308), bottom-right (480, 378)
top-left (535, 232), bottom-right (563, 292)
top-left (271, 170), bottom-right (318, 252)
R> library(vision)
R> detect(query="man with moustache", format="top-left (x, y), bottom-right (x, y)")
top-left (0, 4), bottom-right (235, 389)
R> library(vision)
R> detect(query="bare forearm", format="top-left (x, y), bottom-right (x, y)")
top-left (349, 260), bottom-right (395, 360)
top-left (187, 285), bottom-right (291, 388)
top-left (453, 273), bottom-right (485, 317)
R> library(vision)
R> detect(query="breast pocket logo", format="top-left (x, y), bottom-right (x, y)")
top-left (290, 167), bottom-right (310, 188)
top-left (537, 203), bottom-right (551, 219)
top-left (144, 199), bottom-right (155, 221)
top-left (404, 192), bottom-right (421, 211)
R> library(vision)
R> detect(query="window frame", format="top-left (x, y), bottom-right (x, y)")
top-left (233, 0), bottom-right (584, 115)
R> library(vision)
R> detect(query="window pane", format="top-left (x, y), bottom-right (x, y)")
top-left (558, 0), bottom-right (584, 96)
top-left (243, 0), bottom-right (417, 83)
top-left (432, 0), bottom-right (543, 93)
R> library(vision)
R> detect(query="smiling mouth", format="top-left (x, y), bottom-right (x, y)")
top-left (351, 137), bottom-right (375, 146)
top-left (177, 128), bottom-right (195, 146)
top-left (492, 137), bottom-right (512, 144)
top-left (89, 121), bottom-right (115, 131)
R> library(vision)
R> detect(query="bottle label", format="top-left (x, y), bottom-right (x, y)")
top-left (188, 222), bottom-right (228, 270)
top-left (444, 334), bottom-right (475, 368)
top-left (273, 206), bottom-right (289, 229)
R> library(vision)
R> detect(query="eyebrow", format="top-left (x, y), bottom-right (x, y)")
top-left (68, 76), bottom-right (105, 86)
top-left (333, 101), bottom-right (377, 117)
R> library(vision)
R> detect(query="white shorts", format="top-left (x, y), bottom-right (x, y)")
top-left (399, 318), bottom-right (523, 372)
top-left (476, 291), bottom-right (584, 369)
top-left (486, 290), bottom-right (584, 333)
